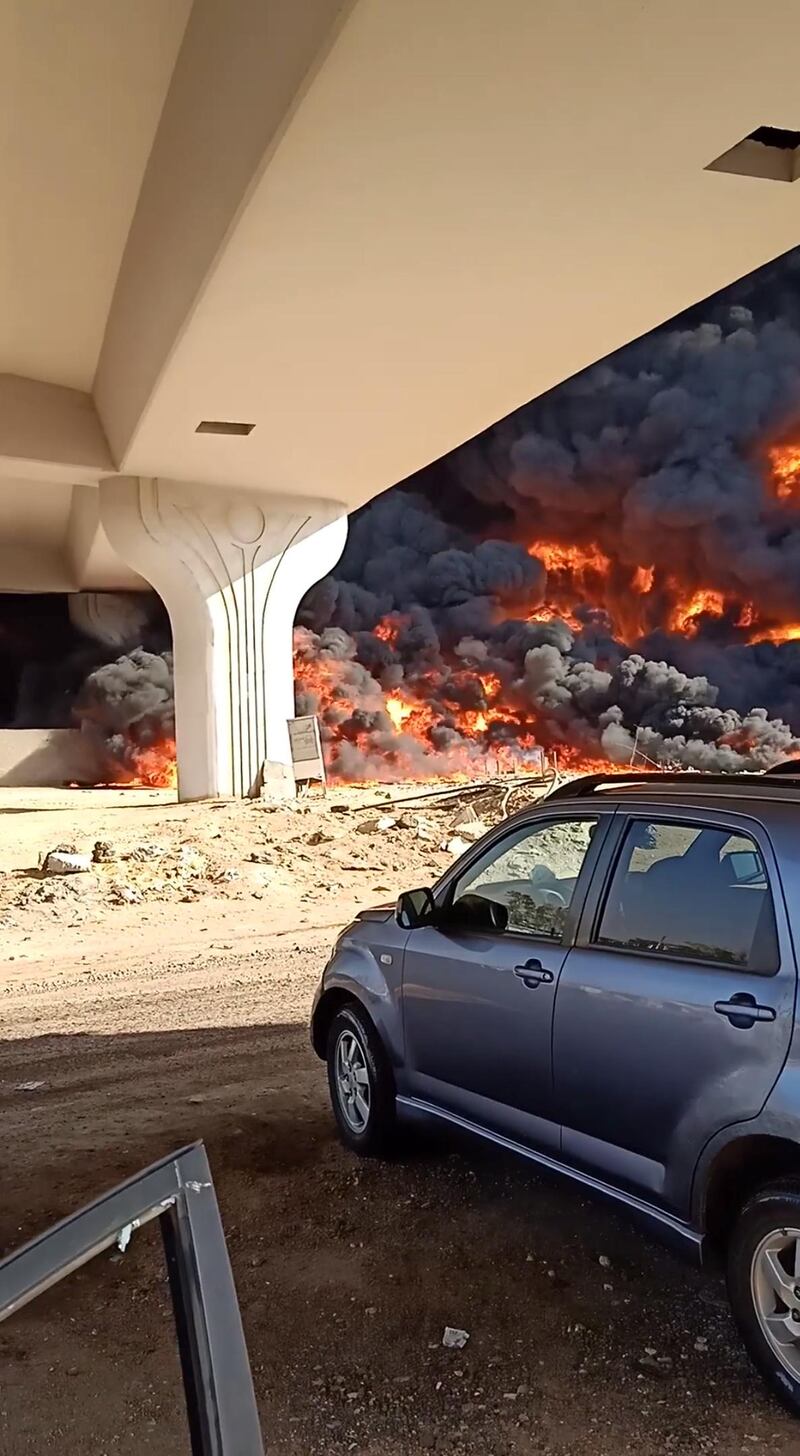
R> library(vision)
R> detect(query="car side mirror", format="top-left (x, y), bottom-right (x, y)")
top-left (396, 887), bottom-right (437, 930)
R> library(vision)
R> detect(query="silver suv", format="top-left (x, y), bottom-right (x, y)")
top-left (312, 771), bottom-right (800, 1415)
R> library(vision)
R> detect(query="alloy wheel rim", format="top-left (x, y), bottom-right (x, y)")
top-left (335, 1029), bottom-right (371, 1133)
top-left (751, 1226), bottom-right (800, 1378)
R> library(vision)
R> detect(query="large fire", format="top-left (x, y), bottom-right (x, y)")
top-left (295, 442), bottom-right (800, 782)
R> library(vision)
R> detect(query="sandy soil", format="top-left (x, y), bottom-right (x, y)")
top-left (1, 784), bottom-right (799, 1455)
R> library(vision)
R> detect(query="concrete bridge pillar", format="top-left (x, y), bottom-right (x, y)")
top-left (99, 476), bottom-right (346, 800)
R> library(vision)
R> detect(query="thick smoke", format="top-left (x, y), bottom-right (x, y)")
top-left (296, 247), bottom-right (800, 777)
top-left (0, 592), bottom-right (174, 779)
top-left (75, 647), bottom-right (175, 777)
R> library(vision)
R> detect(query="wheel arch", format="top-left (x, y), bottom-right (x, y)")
top-left (700, 1134), bottom-right (800, 1251)
top-left (311, 986), bottom-right (370, 1058)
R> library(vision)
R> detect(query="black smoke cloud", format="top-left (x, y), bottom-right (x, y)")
top-left (0, 593), bottom-right (173, 778)
top-left (297, 247), bottom-right (800, 776)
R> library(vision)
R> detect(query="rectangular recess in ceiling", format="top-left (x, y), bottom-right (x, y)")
top-left (707, 126), bottom-right (800, 182)
top-left (195, 420), bottom-right (255, 436)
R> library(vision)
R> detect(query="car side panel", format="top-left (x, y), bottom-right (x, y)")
top-left (315, 917), bottom-right (410, 1072)
top-left (554, 802), bottom-right (798, 1219)
top-left (692, 1030), bottom-right (800, 1228)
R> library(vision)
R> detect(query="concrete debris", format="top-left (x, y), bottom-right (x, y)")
top-left (443, 836), bottom-right (472, 857)
top-left (43, 850), bottom-right (92, 875)
top-left (442, 1327), bottom-right (470, 1349)
top-left (110, 883), bottom-right (142, 905)
top-left (127, 842), bottom-right (163, 862)
top-left (447, 817), bottom-right (488, 843)
top-left (92, 840), bottom-right (116, 863)
top-left (450, 805), bottom-right (480, 828)
top-left (357, 814), bottom-right (398, 834)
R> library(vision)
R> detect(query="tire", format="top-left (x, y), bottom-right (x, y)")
top-left (326, 1003), bottom-right (396, 1156)
top-left (727, 1180), bottom-right (800, 1417)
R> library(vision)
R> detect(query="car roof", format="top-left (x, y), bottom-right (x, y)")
top-left (534, 772), bottom-right (800, 828)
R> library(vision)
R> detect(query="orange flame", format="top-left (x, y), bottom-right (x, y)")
top-left (768, 443), bottom-right (800, 503)
top-left (123, 740), bottom-right (178, 789)
top-left (385, 694), bottom-right (413, 731)
top-left (529, 539), bottom-right (611, 577)
top-left (668, 588), bottom-right (725, 636)
top-left (633, 565), bottom-right (654, 594)
top-left (748, 622), bottom-right (800, 646)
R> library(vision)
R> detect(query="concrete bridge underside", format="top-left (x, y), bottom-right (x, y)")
top-left (2, 0), bottom-right (800, 797)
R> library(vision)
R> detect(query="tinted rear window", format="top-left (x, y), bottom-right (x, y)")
top-left (596, 819), bottom-right (779, 972)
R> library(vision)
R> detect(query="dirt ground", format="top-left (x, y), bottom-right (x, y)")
top-left (2, 784), bottom-right (800, 1455)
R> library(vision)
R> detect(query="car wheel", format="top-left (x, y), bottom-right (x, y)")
top-left (326, 1003), bottom-right (396, 1156)
top-left (727, 1180), bottom-right (800, 1416)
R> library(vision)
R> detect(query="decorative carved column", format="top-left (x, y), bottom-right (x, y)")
top-left (99, 476), bottom-right (346, 799)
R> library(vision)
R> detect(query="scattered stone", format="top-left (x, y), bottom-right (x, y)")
top-left (636, 1354), bottom-right (673, 1377)
top-left (448, 816), bottom-right (489, 843)
top-left (330, 804), bottom-right (349, 815)
top-left (127, 843), bottom-right (163, 862)
top-left (43, 850), bottom-right (92, 875)
top-left (209, 867), bottom-right (239, 883)
top-left (15, 1081), bottom-right (47, 1092)
top-left (694, 1336), bottom-right (709, 1352)
top-left (442, 1327), bottom-right (470, 1349)
top-left (307, 830), bottom-right (333, 846)
top-left (110, 883), bottom-right (142, 905)
top-left (357, 814), bottom-right (398, 835)
top-left (92, 841), bottom-right (116, 864)
top-left (443, 837), bottom-right (472, 857)
top-left (248, 850), bottom-right (273, 864)
top-left (598, 1254), bottom-right (612, 1268)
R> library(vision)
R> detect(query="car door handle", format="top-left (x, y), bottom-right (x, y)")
top-left (714, 993), bottom-right (776, 1028)
top-left (514, 960), bottom-right (554, 988)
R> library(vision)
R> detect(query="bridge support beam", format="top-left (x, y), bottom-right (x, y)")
top-left (99, 476), bottom-right (346, 800)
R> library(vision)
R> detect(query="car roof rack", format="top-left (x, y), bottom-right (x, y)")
top-left (546, 770), bottom-right (800, 801)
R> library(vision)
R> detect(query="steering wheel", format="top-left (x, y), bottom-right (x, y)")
top-left (539, 887), bottom-right (567, 909)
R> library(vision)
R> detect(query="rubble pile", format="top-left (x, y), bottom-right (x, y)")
top-left (0, 775), bottom-right (553, 934)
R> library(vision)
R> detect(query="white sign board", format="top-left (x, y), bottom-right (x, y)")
top-left (288, 715), bottom-right (326, 785)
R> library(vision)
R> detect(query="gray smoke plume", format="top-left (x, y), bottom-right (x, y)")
top-left (75, 648), bottom-right (175, 775)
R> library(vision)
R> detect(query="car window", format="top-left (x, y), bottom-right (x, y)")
top-left (596, 819), bottom-right (779, 971)
top-left (452, 818), bottom-right (599, 939)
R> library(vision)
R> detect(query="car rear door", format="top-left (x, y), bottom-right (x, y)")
top-left (552, 804), bottom-right (797, 1213)
top-left (399, 810), bottom-right (613, 1151)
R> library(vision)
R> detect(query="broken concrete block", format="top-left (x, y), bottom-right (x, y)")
top-left (357, 814), bottom-right (397, 835)
top-left (44, 850), bottom-right (92, 875)
top-left (447, 818), bottom-right (488, 843)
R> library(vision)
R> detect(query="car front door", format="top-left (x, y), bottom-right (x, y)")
top-left (552, 807), bottom-right (797, 1213)
top-left (399, 811), bottom-right (612, 1151)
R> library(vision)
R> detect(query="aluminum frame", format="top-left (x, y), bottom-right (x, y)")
top-left (0, 1141), bottom-right (264, 1456)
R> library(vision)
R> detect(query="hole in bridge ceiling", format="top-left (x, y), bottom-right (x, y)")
top-left (195, 420), bottom-right (255, 436)
top-left (707, 126), bottom-right (800, 182)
